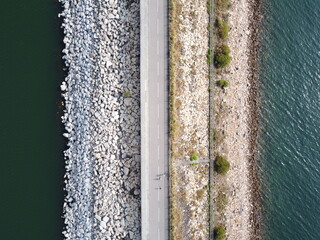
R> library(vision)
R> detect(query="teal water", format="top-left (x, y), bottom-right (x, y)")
top-left (0, 1), bottom-right (64, 239)
top-left (259, 0), bottom-right (320, 239)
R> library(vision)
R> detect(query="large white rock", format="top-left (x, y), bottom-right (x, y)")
top-left (60, 82), bottom-right (67, 91)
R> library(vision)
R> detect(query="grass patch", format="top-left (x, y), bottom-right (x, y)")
top-left (213, 129), bottom-right (218, 142)
top-left (214, 225), bottom-right (226, 240)
top-left (215, 18), bottom-right (228, 39)
top-left (212, 128), bottom-right (225, 145)
top-left (216, 190), bottom-right (228, 211)
top-left (216, 0), bottom-right (231, 11)
top-left (196, 188), bottom-right (205, 200)
top-left (207, 48), bottom-right (213, 64)
top-left (207, 0), bottom-right (211, 15)
top-left (190, 152), bottom-right (198, 161)
top-left (190, 152), bottom-right (198, 166)
top-left (219, 22), bottom-right (229, 39)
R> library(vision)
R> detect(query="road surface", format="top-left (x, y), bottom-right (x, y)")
top-left (141, 0), bottom-right (169, 239)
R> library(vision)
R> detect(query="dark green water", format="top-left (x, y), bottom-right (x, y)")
top-left (259, 0), bottom-right (320, 239)
top-left (0, 1), bottom-right (64, 239)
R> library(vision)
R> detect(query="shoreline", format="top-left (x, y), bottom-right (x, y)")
top-left (213, 0), bottom-right (263, 239)
top-left (247, 0), bottom-right (263, 238)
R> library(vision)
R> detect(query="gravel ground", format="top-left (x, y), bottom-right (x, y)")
top-left (170, 0), bottom-right (210, 239)
top-left (213, 0), bottom-right (256, 239)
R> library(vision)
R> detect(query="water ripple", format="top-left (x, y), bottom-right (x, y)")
top-left (259, 0), bottom-right (320, 239)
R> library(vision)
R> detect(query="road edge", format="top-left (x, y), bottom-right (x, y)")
top-left (141, 0), bottom-right (149, 239)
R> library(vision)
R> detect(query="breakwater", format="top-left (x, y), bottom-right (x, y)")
top-left (60, 0), bottom-right (141, 239)
top-left (259, 0), bottom-right (320, 239)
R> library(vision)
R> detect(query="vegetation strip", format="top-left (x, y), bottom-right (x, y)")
top-left (212, 0), bottom-right (232, 238)
top-left (169, 0), bottom-right (210, 239)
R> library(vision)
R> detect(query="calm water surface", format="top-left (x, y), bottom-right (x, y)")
top-left (259, 0), bottom-right (320, 239)
top-left (0, 1), bottom-right (64, 239)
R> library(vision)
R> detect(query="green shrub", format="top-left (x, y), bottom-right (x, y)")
top-left (214, 155), bottom-right (230, 174)
top-left (190, 152), bottom-right (198, 161)
top-left (214, 226), bottom-right (226, 240)
top-left (214, 53), bottom-right (231, 68)
top-left (219, 22), bottom-right (229, 39)
top-left (216, 80), bottom-right (229, 88)
top-left (214, 44), bottom-right (231, 68)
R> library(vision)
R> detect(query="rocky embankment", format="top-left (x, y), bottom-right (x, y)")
top-left (60, 0), bottom-right (140, 239)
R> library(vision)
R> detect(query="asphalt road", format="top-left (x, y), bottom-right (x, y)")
top-left (141, 0), bottom-right (169, 239)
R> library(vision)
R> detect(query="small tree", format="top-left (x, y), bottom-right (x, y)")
top-left (214, 226), bottom-right (226, 240)
top-left (216, 80), bottom-right (229, 88)
top-left (214, 156), bottom-right (230, 174)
